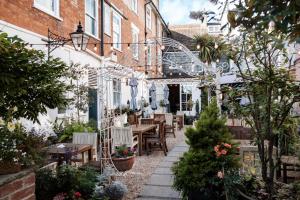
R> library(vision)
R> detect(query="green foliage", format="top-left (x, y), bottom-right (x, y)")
top-left (0, 32), bottom-right (71, 122)
top-left (69, 63), bottom-right (90, 122)
top-left (0, 123), bottom-right (47, 167)
top-left (113, 145), bottom-right (135, 158)
top-left (225, 0), bottom-right (300, 41)
top-left (35, 165), bottom-right (99, 200)
top-left (193, 34), bottom-right (230, 64)
top-left (35, 169), bottom-right (59, 200)
top-left (225, 29), bottom-right (300, 196)
top-left (51, 119), bottom-right (96, 143)
top-left (172, 99), bottom-right (240, 199)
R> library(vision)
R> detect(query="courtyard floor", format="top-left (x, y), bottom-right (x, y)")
top-left (116, 128), bottom-right (187, 200)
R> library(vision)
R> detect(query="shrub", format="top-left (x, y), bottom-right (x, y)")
top-left (172, 99), bottom-right (240, 199)
top-left (35, 165), bottom-right (99, 200)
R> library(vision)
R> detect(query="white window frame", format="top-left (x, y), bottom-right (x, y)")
top-left (131, 0), bottom-right (138, 14)
top-left (113, 12), bottom-right (122, 51)
top-left (33, 0), bottom-right (61, 20)
top-left (85, 0), bottom-right (98, 37)
top-left (104, 2), bottom-right (111, 36)
top-left (146, 5), bottom-right (152, 30)
top-left (113, 79), bottom-right (121, 107)
top-left (181, 85), bottom-right (193, 111)
top-left (131, 23), bottom-right (139, 60)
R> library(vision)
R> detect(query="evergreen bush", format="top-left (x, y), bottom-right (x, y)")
top-left (172, 99), bottom-right (240, 199)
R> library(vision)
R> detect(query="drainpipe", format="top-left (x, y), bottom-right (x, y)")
top-left (100, 0), bottom-right (104, 56)
top-left (144, 0), bottom-right (152, 74)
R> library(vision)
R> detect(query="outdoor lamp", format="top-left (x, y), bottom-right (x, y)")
top-left (70, 22), bottom-right (90, 51)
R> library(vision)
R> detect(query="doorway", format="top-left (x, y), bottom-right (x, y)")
top-left (168, 84), bottom-right (180, 113)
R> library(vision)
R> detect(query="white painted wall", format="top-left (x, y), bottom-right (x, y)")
top-left (0, 20), bottom-right (102, 126)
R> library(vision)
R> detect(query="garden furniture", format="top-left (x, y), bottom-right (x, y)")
top-left (145, 123), bottom-right (167, 156)
top-left (73, 132), bottom-right (98, 161)
top-left (281, 156), bottom-right (300, 183)
top-left (131, 124), bottom-right (157, 156)
top-left (174, 114), bottom-right (184, 129)
top-left (45, 143), bottom-right (92, 166)
top-left (111, 127), bottom-right (139, 154)
top-left (165, 113), bottom-right (176, 138)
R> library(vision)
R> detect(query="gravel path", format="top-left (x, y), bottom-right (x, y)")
top-left (116, 128), bottom-right (186, 200)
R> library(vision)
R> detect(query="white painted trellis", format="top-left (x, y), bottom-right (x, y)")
top-left (96, 37), bottom-right (217, 174)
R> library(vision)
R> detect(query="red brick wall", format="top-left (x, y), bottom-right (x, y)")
top-left (0, 0), bottom-right (100, 54)
top-left (0, 0), bottom-right (163, 75)
top-left (0, 172), bottom-right (35, 200)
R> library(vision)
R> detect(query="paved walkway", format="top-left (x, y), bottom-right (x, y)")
top-left (137, 141), bottom-right (189, 200)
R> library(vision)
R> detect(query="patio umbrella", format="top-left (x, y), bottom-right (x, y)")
top-left (163, 85), bottom-right (170, 112)
top-left (129, 77), bottom-right (138, 111)
top-left (150, 83), bottom-right (157, 111)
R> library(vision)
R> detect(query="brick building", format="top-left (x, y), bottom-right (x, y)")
top-left (0, 0), bottom-right (169, 124)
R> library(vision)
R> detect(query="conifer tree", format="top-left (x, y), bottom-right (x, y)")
top-left (172, 99), bottom-right (240, 199)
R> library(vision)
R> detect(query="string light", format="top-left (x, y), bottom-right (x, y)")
top-left (179, 46), bottom-right (182, 50)
top-left (127, 43), bottom-right (131, 49)
top-left (110, 44), bottom-right (114, 51)
top-left (93, 44), bottom-right (97, 51)
top-left (196, 44), bottom-right (200, 49)
top-left (170, 72), bottom-right (173, 75)
top-left (144, 45), bottom-right (148, 51)
top-left (179, 73), bottom-right (182, 76)
top-left (216, 59), bottom-right (220, 63)
top-left (161, 45), bottom-right (165, 50)
top-left (214, 43), bottom-right (218, 49)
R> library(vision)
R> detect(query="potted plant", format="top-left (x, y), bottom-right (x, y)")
top-left (159, 100), bottom-right (166, 112)
top-left (112, 145), bottom-right (135, 171)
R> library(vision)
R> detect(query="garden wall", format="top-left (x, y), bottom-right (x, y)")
top-left (0, 169), bottom-right (35, 200)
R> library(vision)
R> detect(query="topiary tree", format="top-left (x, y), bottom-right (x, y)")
top-left (172, 99), bottom-right (240, 199)
top-left (0, 32), bottom-right (71, 123)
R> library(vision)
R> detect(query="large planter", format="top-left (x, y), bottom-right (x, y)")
top-left (112, 155), bottom-right (135, 172)
top-left (0, 162), bottom-right (21, 175)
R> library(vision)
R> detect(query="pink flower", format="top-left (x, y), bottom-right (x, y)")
top-left (214, 145), bottom-right (220, 152)
top-left (224, 143), bottom-right (232, 149)
top-left (217, 171), bottom-right (224, 179)
top-left (221, 149), bottom-right (227, 155)
top-left (216, 152), bottom-right (221, 157)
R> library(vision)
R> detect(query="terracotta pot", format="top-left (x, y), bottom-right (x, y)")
top-left (0, 162), bottom-right (21, 175)
top-left (112, 155), bottom-right (135, 172)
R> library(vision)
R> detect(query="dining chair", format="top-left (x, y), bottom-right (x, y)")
top-left (154, 113), bottom-right (165, 121)
top-left (72, 132), bottom-right (98, 162)
top-left (165, 113), bottom-right (176, 138)
top-left (111, 126), bottom-right (139, 153)
top-left (145, 123), bottom-right (168, 156)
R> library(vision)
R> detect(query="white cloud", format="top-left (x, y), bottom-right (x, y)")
top-left (160, 0), bottom-right (219, 25)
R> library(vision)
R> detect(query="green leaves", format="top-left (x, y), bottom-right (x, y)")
top-left (0, 33), bottom-right (70, 123)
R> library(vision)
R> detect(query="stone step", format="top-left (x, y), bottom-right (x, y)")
top-left (147, 174), bottom-right (174, 186)
top-left (158, 161), bottom-right (175, 168)
top-left (163, 156), bottom-right (179, 162)
top-left (139, 185), bottom-right (181, 199)
top-left (153, 167), bottom-right (173, 175)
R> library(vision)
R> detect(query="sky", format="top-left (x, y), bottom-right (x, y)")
top-left (160, 0), bottom-right (218, 25)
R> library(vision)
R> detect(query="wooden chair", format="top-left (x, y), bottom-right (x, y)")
top-left (165, 113), bottom-right (176, 138)
top-left (145, 123), bottom-right (168, 156)
top-left (111, 127), bottom-right (139, 153)
top-left (154, 113), bottom-right (165, 121)
top-left (72, 132), bottom-right (98, 164)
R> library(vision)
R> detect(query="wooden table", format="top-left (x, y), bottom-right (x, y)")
top-left (45, 143), bottom-right (92, 165)
top-left (132, 124), bottom-right (157, 156)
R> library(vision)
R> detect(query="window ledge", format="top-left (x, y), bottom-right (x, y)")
top-left (33, 3), bottom-right (63, 21)
top-left (113, 47), bottom-right (122, 53)
top-left (104, 32), bottom-right (111, 37)
top-left (85, 32), bottom-right (101, 41)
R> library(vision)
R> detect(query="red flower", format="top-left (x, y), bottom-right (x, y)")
top-left (74, 192), bottom-right (82, 198)
top-left (224, 143), bottom-right (232, 149)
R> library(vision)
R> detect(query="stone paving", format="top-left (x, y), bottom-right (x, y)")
top-left (137, 141), bottom-right (189, 200)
